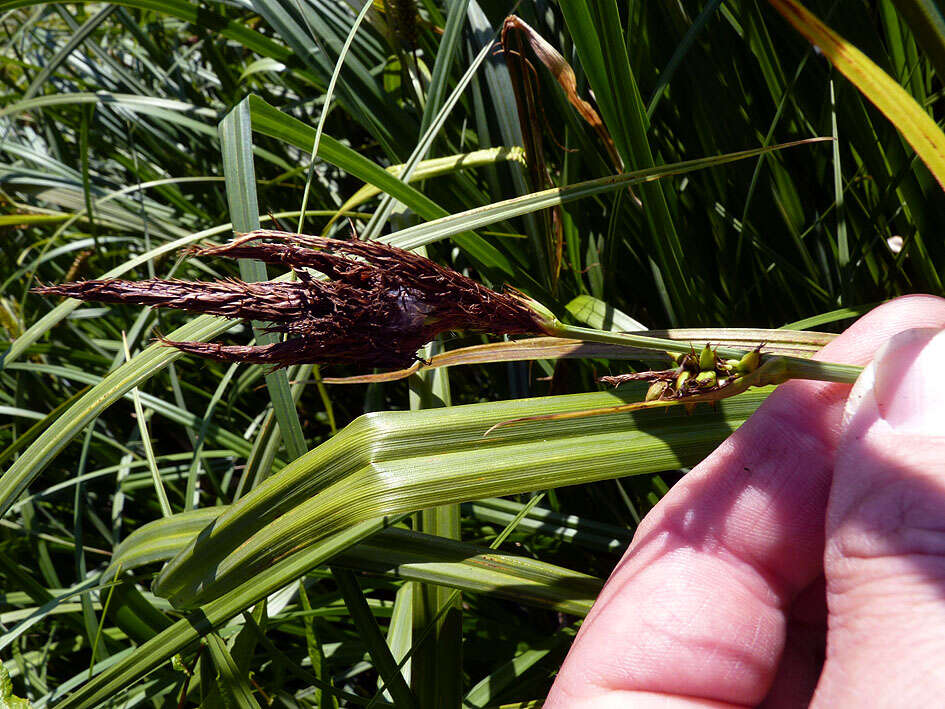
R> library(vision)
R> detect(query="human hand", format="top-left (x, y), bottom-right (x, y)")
top-left (546, 295), bottom-right (945, 708)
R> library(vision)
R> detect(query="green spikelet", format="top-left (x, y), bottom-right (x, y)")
top-left (698, 343), bottom-right (716, 371)
top-left (736, 348), bottom-right (761, 374)
top-left (695, 370), bottom-right (717, 388)
top-left (646, 380), bottom-right (669, 401)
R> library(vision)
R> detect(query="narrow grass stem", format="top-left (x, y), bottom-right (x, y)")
top-left (778, 356), bottom-right (862, 384)
top-left (549, 322), bottom-right (862, 385)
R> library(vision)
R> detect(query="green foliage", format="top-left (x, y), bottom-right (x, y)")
top-left (1, 1), bottom-right (943, 706)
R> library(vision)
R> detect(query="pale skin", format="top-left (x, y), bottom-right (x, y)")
top-left (546, 295), bottom-right (945, 708)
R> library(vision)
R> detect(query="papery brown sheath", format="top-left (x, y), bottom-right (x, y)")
top-left (32, 230), bottom-right (552, 371)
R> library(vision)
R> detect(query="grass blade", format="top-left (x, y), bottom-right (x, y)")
top-left (122, 332), bottom-right (170, 518)
top-left (334, 569), bottom-right (418, 709)
top-left (220, 100), bottom-right (307, 462)
top-left (890, 0), bottom-right (945, 80)
top-left (297, 0), bottom-right (373, 234)
top-left (204, 632), bottom-right (260, 708)
top-left (383, 139), bottom-right (831, 251)
top-left (769, 0), bottom-right (945, 191)
top-left (52, 518), bottom-right (403, 709)
top-left (153, 386), bottom-right (763, 605)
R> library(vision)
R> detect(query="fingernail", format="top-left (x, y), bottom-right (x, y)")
top-left (849, 328), bottom-right (945, 435)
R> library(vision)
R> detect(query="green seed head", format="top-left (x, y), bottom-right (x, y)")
top-left (695, 370), bottom-right (717, 388)
top-left (646, 380), bottom-right (670, 401)
top-left (699, 343), bottom-right (716, 371)
top-left (736, 349), bottom-right (761, 374)
top-left (675, 369), bottom-right (691, 391)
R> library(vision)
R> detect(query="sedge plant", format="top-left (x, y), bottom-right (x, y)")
top-left (4, 0), bottom-right (945, 706)
top-left (33, 229), bottom-right (863, 426)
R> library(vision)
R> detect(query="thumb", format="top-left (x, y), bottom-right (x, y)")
top-left (816, 328), bottom-right (945, 706)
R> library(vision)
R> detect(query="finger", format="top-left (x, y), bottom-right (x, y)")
top-left (814, 327), bottom-right (945, 705)
top-left (546, 295), bottom-right (945, 708)
top-left (759, 576), bottom-right (826, 708)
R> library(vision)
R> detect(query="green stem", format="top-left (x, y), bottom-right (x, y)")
top-left (548, 321), bottom-right (863, 385)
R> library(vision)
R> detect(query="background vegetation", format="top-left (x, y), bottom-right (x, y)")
top-left (2, 0), bottom-right (943, 706)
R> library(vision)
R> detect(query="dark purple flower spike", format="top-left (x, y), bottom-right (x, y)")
top-left (32, 230), bottom-right (552, 370)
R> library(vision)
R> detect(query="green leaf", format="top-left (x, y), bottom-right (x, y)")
top-left (890, 0), bottom-right (945, 81)
top-left (565, 295), bottom-right (646, 332)
top-left (153, 386), bottom-right (763, 606)
top-left (325, 147), bottom-right (526, 233)
top-left (769, 0), bottom-right (945, 191)
top-left (0, 314), bottom-right (238, 519)
top-left (244, 95), bottom-right (515, 275)
top-left (334, 569), bottom-right (417, 709)
top-left (381, 139), bottom-right (831, 252)
top-left (559, 1), bottom-right (694, 323)
top-left (332, 528), bottom-right (601, 617)
top-left (204, 633), bottom-right (260, 709)
top-left (219, 100), bottom-right (307, 462)
top-left (0, 0), bottom-right (300, 77)
top-left (0, 385), bottom-right (90, 468)
top-left (109, 512), bottom-right (601, 616)
top-left (51, 517), bottom-right (403, 709)
top-left (462, 630), bottom-right (573, 708)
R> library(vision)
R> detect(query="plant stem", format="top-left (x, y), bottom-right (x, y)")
top-left (548, 322), bottom-right (863, 384)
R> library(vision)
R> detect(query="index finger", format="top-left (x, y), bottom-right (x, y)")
top-left (546, 295), bottom-right (945, 708)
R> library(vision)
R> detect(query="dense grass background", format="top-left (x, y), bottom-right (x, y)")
top-left (2, 1), bottom-right (943, 706)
